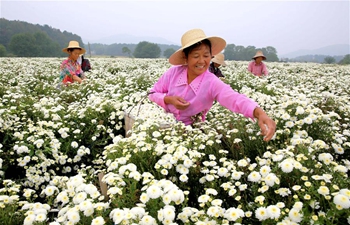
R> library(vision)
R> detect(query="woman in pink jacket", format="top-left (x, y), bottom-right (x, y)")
top-left (248, 50), bottom-right (269, 77)
top-left (149, 29), bottom-right (276, 141)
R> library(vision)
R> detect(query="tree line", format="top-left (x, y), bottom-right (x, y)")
top-left (1, 18), bottom-right (348, 64)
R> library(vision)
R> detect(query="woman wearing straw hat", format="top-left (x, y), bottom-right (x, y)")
top-left (148, 29), bottom-right (276, 141)
top-left (209, 53), bottom-right (226, 78)
top-left (59, 40), bottom-right (86, 85)
top-left (248, 50), bottom-right (269, 77)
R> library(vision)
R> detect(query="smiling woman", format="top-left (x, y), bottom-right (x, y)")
top-left (148, 28), bottom-right (276, 141)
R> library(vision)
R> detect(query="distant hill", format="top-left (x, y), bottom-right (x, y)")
top-left (287, 54), bottom-right (346, 63)
top-left (0, 18), bottom-right (84, 57)
top-left (280, 44), bottom-right (350, 59)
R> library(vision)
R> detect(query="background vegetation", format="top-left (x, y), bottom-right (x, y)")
top-left (0, 18), bottom-right (348, 64)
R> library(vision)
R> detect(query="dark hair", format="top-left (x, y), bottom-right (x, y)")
top-left (183, 39), bottom-right (212, 58)
top-left (67, 48), bottom-right (82, 53)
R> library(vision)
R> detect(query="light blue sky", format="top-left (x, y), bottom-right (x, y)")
top-left (1, 0), bottom-right (349, 55)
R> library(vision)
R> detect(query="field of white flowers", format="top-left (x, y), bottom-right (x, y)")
top-left (0, 57), bottom-right (349, 225)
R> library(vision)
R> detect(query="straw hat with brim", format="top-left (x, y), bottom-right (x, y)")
top-left (252, 51), bottom-right (266, 60)
top-left (169, 29), bottom-right (226, 65)
top-left (62, 41), bottom-right (86, 55)
top-left (212, 53), bottom-right (227, 66)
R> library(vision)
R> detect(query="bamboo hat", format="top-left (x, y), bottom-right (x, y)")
top-left (62, 41), bottom-right (86, 55)
top-left (169, 29), bottom-right (226, 65)
top-left (212, 53), bottom-right (227, 66)
top-left (252, 50), bottom-right (266, 60)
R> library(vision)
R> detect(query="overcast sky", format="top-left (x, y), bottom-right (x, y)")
top-left (1, 0), bottom-right (349, 55)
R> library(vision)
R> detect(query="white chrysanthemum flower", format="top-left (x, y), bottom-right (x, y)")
top-left (333, 194), bottom-right (350, 209)
top-left (217, 167), bottom-right (229, 177)
top-left (35, 213), bottom-right (47, 222)
top-left (276, 188), bottom-right (291, 197)
top-left (317, 186), bottom-right (330, 196)
top-left (248, 171), bottom-right (262, 182)
top-left (146, 185), bottom-right (162, 199)
top-left (91, 216), bottom-right (105, 225)
top-left (152, 131), bottom-right (161, 138)
top-left (224, 207), bottom-right (244, 221)
top-left (339, 189), bottom-right (350, 198)
top-left (211, 199), bottom-right (223, 206)
top-left (288, 208), bottom-right (303, 222)
top-left (23, 214), bottom-right (35, 225)
top-left (293, 201), bottom-right (303, 210)
top-left (265, 173), bottom-right (279, 187)
top-left (259, 165), bottom-right (271, 177)
top-left (43, 185), bottom-right (58, 196)
top-left (255, 207), bottom-right (268, 221)
top-left (334, 165), bottom-right (348, 173)
top-left (279, 158), bottom-right (294, 173)
top-left (71, 141), bottom-right (79, 148)
top-left (56, 191), bottom-right (69, 205)
top-left (179, 174), bottom-right (188, 182)
top-left (318, 153), bottom-right (333, 165)
top-left (237, 159), bottom-right (249, 167)
top-left (198, 194), bottom-right (210, 203)
top-left (162, 205), bottom-right (176, 221)
top-left (67, 209), bottom-right (80, 223)
top-left (267, 205), bottom-right (281, 219)
top-left (110, 208), bottom-right (125, 224)
top-left (140, 193), bottom-right (149, 204)
top-left (79, 200), bottom-right (93, 211)
top-left (140, 215), bottom-right (156, 225)
top-left (73, 192), bottom-right (87, 204)
top-left (207, 205), bottom-right (223, 217)
top-left (231, 171), bottom-right (244, 180)
top-left (332, 143), bottom-right (344, 154)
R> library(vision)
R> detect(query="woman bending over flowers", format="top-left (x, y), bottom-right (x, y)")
top-left (149, 29), bottom-right (276, 141)
top-left (60, 41), bottom-right (86, 85)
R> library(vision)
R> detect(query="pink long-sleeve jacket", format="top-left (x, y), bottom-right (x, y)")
top-left (149, 65), bottom-right (259, 125)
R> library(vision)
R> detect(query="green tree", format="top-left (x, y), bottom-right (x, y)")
top-left (224, 44), bottom-right (236, 60)
top-left (0, 44), bottom-right (6, 57)
top-left (338, 54), bottom-right (350, 65)
top-left (133, 41), bottom-right (161, 58)
top-left (245, 46), bottom-right (257, 61)
top-left (163, 48), bottom-right (175, 58)
top-left (262, 46), bottom-right (279, 62)
top-left (8, 33), bottom-right (38, 57)
top-left (33, 31), bottom-right (60, 57)
top-left (324, 56), bottom-right (336, 64)
top-left (122, 46), bottom-right (132, 57)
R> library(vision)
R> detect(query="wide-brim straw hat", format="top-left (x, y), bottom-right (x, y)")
top-left (169, 29), bottom-right (226, 65)
top-left (212, 53), bottom-right (227, 66)
top-left (252, 50), bottom-right (266, 60)
top-left (62, 41), bottom-right (86, 55)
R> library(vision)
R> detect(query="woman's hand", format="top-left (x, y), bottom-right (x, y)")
top-left (253, 107), bottom-right (276, 142)
top-left (164, 96), bottom-right (190, 110)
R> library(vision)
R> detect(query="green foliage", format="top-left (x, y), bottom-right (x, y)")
top-left (8, 33), bottom-right (38, 57)
top-left (0, 18), bottom-right (83, 57)
top-left (224, 44), bottom-right (279, 62)
top-left (133, 41), bottom-right (161, 58)
top-left (33, 31), bottom-right (61, 57)
top-left (324, 56), bottom-right (336, 64)
top-left (338, 54), bottom-right (350, 65)
top-left (0, 44), bottom-right (6, 57)
top-left (163, 48), bottom-right (175, 58)
top-left (122, 46), bottom-right (132, 57)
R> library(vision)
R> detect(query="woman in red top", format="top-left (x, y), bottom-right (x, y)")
top-left (60, 41), bottom-right (86, 85)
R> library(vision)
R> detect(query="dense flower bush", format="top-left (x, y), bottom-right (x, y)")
top-left (0, 57), bottom-right (349, 224)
